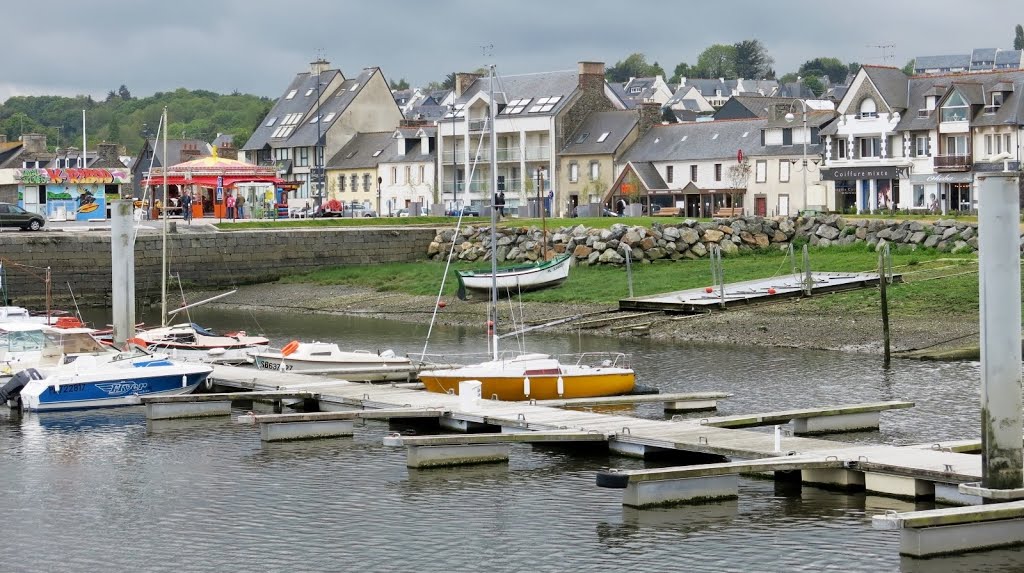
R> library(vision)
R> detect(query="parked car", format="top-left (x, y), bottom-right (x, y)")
top-left (0, 203), bottom-right (45, 231)
top-left (346, 204), bottom-right (377, 218)
top-left (448, 207), bottom-right (480, 217)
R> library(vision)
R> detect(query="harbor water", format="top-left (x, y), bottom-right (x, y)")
top-left (2, 307), bottom-right (1022, 572)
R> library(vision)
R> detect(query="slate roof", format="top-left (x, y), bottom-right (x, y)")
top-left (405, 103), bottom-right (447, 121)
top-left (453, 69), bottom-right (579, 116)
top-left (621, 118), bottom-right (767, 163)
top-left (741, 79), bottom-right (780, 96)
top-left (716, 96), bottom-right (797, 119)
top-left (971, 48), bottom-right (998, 67)
top-left (863, 66), bottom-right (909, 111)
top-left (630, 161), bottom-right (668, 190)
top-left (996, 50), bottom-right (1024, 67)
top-left (686, 78), bottom-right (737, 97)
top-left (129, 139), bottom-right (210, 173)
top-left (289, 68), bottom-right (381, 147)
top-left (895, 69), bottom-right (1024, 131)
top-left (211, 133), bottom-right (234, 149)
top-left (325, 131), bottom-right (394, 169)
top-left (750, 143), bottom-right (826, 158)
top-left (242, 69), bottom-right (344, 150)
top-left (914, 54), bottom-right (971, 72)
top-left (560, 111), bottom-right (638, 156)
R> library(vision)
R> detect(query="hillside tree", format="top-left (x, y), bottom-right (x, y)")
top-left (901, 59), bottom-right (915, 76)
top-left (1015, 24), bottom-right (1024, 50)
top-left (695, 44), bottom-right (738, 79)
top-left (798, 57), bottom-right (848, 84)
top-left (606, 53), bottom-right (665, 83)
top-left (733, 39), bottom-right (774, 79)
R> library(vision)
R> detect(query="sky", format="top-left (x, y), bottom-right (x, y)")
top-left (2, 0), bottom-right (1021, 103)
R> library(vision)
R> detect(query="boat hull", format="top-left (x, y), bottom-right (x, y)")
top-left (419, 371), bottom-right (635, 401)
top-left (457, 254), bottom-right (572, 297)
top-left (20, 362), bottom-right (213, 411)
top-left (150, 344), bottom-right (266, 365)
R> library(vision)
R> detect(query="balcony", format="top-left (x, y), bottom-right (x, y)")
top-left (934, 154), bottom-right (972, 172)
top-left (916, 109), bottom-right (931, 118)
top-left (496, 147), bottom-right (521, 162)
top-left (467, 119), bottom-right (490, 133)
top-left (524, 146), bottom-right (550, 161)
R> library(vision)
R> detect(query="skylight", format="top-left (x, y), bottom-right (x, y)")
top-left (712, 133), bottom-right (719, 140)
top-left (309, 115), bottom-right (320, 124)
top-left (323, 112), bottom-right (336, 122)
top-left (680, 135), bottom-right (688, 142)
top-left (596, 132), bottom-right (610, 143)
top-left (285, 89), bottom-right (297, 99)
top-left (372, 149), bottom-right (383, 157)
top-left (305, 88), bottom-right (314, 96)
top-left (575, 132), bottom-right (589, 144)
top-left (528, 96), bottom-right (561, 113)
top-left (501, 98), bottom-right (531, 115)
top-left (265, 117), bottom-right (278, 127)
top-left (444, 104), bottom-right (466, 119)
top-left (742, 131), bottom-right (749, 137)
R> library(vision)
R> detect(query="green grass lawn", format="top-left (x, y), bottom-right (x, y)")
top-left (281, 244), bottom-right (982, 318)
top-left (216, 215), bottom-right (707, 231)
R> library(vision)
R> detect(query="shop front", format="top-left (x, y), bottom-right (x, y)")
top-left (821, 165), bottom-right (908, 214)
top-left (905, 172), bottom-right (972, 213)
top-left (13, 167), bottom-right (128, 221)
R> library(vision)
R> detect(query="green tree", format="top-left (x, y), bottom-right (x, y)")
top-left (389, 78), bottom-right (410, 90)
top-left (1015, 24), bottom-right (1023, 50)
top-left (779, 72), bottom-right (799, 84)
top-left (798, 57), bottom-right (848, 84)
top-left (606, 53), bottom-right (664, 83)
top-left (847, 62), bottom-right (861, 76)
top-left (695, 44), bottom-right (738, 79)
top-left (117, 84), bottom-right (132, 101)
top-left (901, 59), bottom-right (915, 76)
top-left (107, 117), bottom-right (121, 143)
top-left (670, 62), bottom-right (695, 84)
top-left (733, 39), bottom-right (774, 79)
top-left (802, 76), bottom-right (825, 97)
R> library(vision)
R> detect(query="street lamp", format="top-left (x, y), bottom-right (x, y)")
top-left (785, 100), bottom-right (810, 216)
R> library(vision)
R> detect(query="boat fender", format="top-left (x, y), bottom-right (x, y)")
top-left (595, 469), bottom-right (630, 489)
top-left (380, 349), bottom-right (396, 358)
top-left (0, 368), bottom-right (43, 403)
top-left (282, 340), bottom-right (300, 357)
top-left (204, 377), bottom-right (215, 392)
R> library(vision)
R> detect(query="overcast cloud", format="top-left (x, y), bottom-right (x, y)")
top-left (2, 0), bottom-right (1020, 102)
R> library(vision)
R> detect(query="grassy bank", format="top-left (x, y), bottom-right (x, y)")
top-left (281, 245), bottom-right (982, 320)
top-left (217, 216), bottom-right (673, 231)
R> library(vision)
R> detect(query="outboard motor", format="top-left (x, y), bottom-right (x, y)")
top-left (0, 368), bottom-right (44, 405)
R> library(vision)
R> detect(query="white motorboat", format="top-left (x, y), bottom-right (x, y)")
top-left (1, 323), bottom-right (127, 379)
top-left (133, 322), bottom-right (269, 365)
top-left (4, 355), bottom-right (212, 411)
top-left (456, 253), bottom-right (573, 299)
top-left (250, 341), bottom-right (413, 380)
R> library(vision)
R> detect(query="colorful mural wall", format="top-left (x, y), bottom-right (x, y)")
top-left (15, 168), bottom-right (129, 221)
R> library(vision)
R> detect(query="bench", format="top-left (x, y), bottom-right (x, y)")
top-left (713, 207), bottom-right (743, 218)
top-left (653, 206), bottom-right (682, 217)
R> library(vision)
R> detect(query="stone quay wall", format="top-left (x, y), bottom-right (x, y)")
top-left (428, 215), bottom-right (989, 265)
top-left (0, 227), bottom-right (438, 304)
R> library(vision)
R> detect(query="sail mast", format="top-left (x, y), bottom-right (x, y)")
top-left (160, 106), bottom-right (169, 326)
top-left (488, 64), bottom-right (499, 361)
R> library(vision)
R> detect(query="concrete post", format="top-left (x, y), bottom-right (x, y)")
top-left (110, 200), bottom-right (136, 347)
top-left (977, 169), bottom-right (1023, 491)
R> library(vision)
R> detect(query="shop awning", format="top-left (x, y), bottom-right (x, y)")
top-left (908, 172), bottom-right (973, 184)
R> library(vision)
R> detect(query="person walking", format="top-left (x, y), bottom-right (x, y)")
top-left (226, 192), bottom-right (236, 221)
top-left (181, 192), bottom-right (193, 224)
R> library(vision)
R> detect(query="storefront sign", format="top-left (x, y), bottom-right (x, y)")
top-left (15, 168), bottom-right (129, 185)
top-left (909, 172), bottom-right (973, 184)
top-left (820, 166), bottom-right (908, 181)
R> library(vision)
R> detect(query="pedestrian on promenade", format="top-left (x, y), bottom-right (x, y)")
top-left (226, 192), bottom-right (236, 221)
top-left (236, 193), bottom-right (246, 219)
top-left (181, 192), bottom-right (193, 224)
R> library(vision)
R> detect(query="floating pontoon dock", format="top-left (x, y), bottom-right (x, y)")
top-left (619, 272), bottom-right (897, 313)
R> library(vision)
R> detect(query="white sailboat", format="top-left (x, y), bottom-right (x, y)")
top-left (421, 64), bottom-right (635, 400)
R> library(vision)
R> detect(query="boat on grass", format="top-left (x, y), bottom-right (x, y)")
top-left (250, 341), bottom-right (413, 380)
top-left (422, 64), bottom-right (636, 401)
top-left (456, 253), bottom-right (572, 300)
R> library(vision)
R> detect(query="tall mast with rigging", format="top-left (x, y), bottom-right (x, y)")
top-left (488, 64), bottom-right (499, 360)
top-left (160, 106), bottom-right (169, 326)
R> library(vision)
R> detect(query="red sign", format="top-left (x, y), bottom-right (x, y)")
top-left (737, 150), bottom-right (744, 163)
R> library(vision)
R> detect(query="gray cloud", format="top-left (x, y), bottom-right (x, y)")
top-left (1, 0), bottom-right (1020, 102)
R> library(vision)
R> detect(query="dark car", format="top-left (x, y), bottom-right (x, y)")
top-left (0, 203), bottom-right (45, 231)
top-left (448, 207), bottom-right (481, 217)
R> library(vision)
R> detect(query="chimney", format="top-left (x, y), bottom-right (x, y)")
top-left (638, 102), bottom-right (662, 136)
top-left (578, 61), bottom-right (605, 92)
top-left (454, 72), bottom-right (483, 97)
top-left (311, 57), bottom-right (330, 75)
top-left (20, 133), bottom-right (47, 153)
top-left (97, 143), bottom-right (120, 164)
top-left (179, 143), bottom-right (201, 163)
top-left (218, 142), bottom-right (238, 160)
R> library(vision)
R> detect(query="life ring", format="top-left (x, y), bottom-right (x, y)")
top-left (124, 337), bottom-right (148, 351)
top-left (281, 340), bottom-right (300, 357)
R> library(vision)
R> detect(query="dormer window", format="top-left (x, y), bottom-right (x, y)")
top-left (992, 92), bottom-right (1004, 107)
top-left (940, 92), bottom-right (968, 122)
top-left (630, 87), bottom-right (642, 94)
top-left (925, 95), bottom-right (937, 110)
top-left (858, 98), bottom-right (878, 119)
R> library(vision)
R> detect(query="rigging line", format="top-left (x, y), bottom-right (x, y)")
top-left (419, 212), bottom-right (467, 362)
top-left (134, 112), bottom-right (165, 245)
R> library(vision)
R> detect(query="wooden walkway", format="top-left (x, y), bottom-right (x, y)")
top-left (205, 365), bottom-right (983, 487)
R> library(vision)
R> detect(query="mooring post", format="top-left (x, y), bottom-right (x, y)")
top-left (879, 245), bottom-right (891, 367)
top-left (802, 245), bottom-right (812, 296)
top-left (977, 167), bottom-right (1023, 492)
top-left (110, 200), bottom-right (136, 347)
top-left (623, 244), bottom-right (634, 298)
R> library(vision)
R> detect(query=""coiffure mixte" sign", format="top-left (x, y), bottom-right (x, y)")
top-left (820, 166), bottom-right (908, 181)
